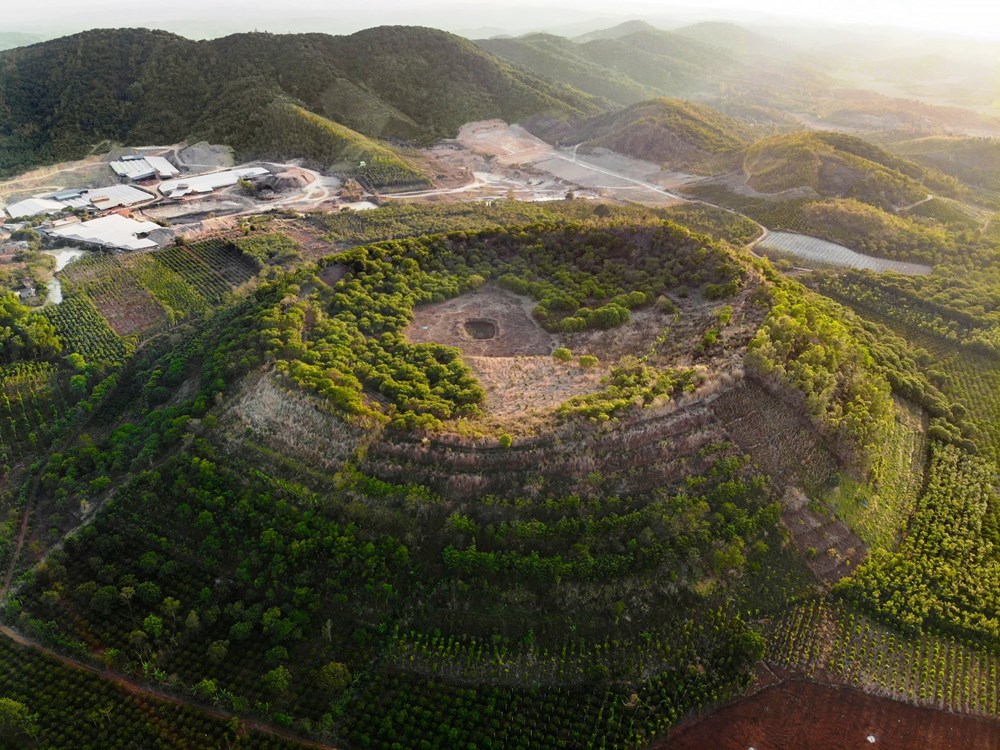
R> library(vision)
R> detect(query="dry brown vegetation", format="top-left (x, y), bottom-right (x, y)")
top-left (218, 368), bottom-right (368, 472)
top-left (781, 488), bottom-right (866, 583)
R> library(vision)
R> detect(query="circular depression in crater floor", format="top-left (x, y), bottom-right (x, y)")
top-left (464, 319), bottom-right (498, 340)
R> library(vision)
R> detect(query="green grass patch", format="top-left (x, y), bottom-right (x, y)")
top-left (820, 400), bottom-right (927, 550)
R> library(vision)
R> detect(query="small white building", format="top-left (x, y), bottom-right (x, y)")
top-left (4, 197), bottom-right (65, 220)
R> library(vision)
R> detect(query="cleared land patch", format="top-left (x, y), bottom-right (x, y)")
top-left (406, 285), bottom-right (553, 356)
top-left (219, 369), bottom-right (366, 472)
top-left (660, 678), bottom-right (1000, 750)
top-left (403, 284), bottom-right (739, 420)
top-left (405, 285), bottom-right (607, 416)
top-left (465, 354), bottom-right (606, 418)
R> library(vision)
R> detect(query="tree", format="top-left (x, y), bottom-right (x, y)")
top-left (0, 292), bottom-right (61, 363)
top-left (194, 678), bottom-right (219, 702)
top-left (316, 661), bottom-right (351, 694)
top-left (207, 639), bottom-right (229, 663)
top-left (143, 614), bottom-right (164, 639)
top-left (0, 698), bottom-right (37, 741)
top-left (161, 596), bottom-right (181, 622)
top-left (263, 665), bottom-right (292, 696)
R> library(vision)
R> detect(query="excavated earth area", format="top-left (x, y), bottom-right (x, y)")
top-left (406, 284), bottom-right (554, 357)
top-left (404, 282), bottom-right (762, 420)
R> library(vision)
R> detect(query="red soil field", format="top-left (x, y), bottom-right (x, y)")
top-left (656, 679), bottom-right (1000, 750)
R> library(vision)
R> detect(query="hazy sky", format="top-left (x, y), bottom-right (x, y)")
top-left (5, 0), bottom-right (1000, 40)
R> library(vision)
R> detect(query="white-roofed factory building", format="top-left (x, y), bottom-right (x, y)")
top-left (110, 155), bottom-right (180, 181)
top-left (3, 185), bottom-right (155, 220)
top-left (46, 214), bottom-right (162, 252)
top-left (3, 197), bottom-right (65, 220)
top-left (158, 167), bottom-right (269, 198)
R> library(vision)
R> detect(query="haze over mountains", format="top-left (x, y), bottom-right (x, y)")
top-left (3, 18), bottom-right (998, 186)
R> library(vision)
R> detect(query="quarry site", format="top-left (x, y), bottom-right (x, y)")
top-left (0, 121), bottom-right (696, 269)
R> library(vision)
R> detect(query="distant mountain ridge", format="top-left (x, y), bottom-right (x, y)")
top-left (0, 26), bottom-right (602, 179)
top-left (476, 23), bottom-right (827, 114)
top-left (572, 20), bottom-right (660, 43)
top-left (0, 32), bottom-right (45, 51)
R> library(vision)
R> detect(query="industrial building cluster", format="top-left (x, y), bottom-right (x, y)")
top-left (1, 151), bottom-right (277, 253)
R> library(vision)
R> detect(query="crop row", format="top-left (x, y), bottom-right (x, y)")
top-left (768, 600), bottom-right (1000, 718)
top-left (0, 363), bottom-right (72, 466)
top-left (44, 296), bottom-right (132, 365)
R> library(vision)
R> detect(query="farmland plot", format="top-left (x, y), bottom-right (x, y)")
top-left (766, 600), bottom-right (1000, 719)
top-left (759, 232), bottom-right (932, 274)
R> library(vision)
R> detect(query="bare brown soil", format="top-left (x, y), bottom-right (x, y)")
top-left (92, 283), bottom-right (168, 336)
top-left (270, 218), bottom-right (341, 260)
top-left (407, 285), bottom-right (554, 356)
top-left (454, 120), bottom-right (556, 166)
top-left (405, 277), bottom-right (767, 425)
top-left (405, 120), bottom-right (694, 205)
top-left (657, 678), bottom-right (1000, 750)
top-left (0, 155), bottom-right (114, 200)
top-left (406, 285), bottom-right (612, 417)
top-left (466, 355), bottom-right (606, 418)
top-left (319, 263), bottom-right (348, 286)
top-left (782, 487), bottom-right (866, 583)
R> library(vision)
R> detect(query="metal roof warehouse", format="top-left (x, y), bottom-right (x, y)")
top-left (4, 185), bottom-right (155, 219)
top-left (46, 214), bottom-right (161, 251)
top-left (110, 155), bottom-right (181, 181)
top-left (158, 167), bottom-right (269, 198)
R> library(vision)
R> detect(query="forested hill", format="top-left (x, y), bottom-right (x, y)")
top-left (0, 26), bottom-right (602, 176)
top-left (477, 27), bottom-right (745, 106)
top-left (561, 97), bottom-right (754, 173)
top-left (742, 131), bottom-right (969, 208)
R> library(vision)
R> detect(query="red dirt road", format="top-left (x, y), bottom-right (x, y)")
top-left (657, 679), bottom-right (1000, 750)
